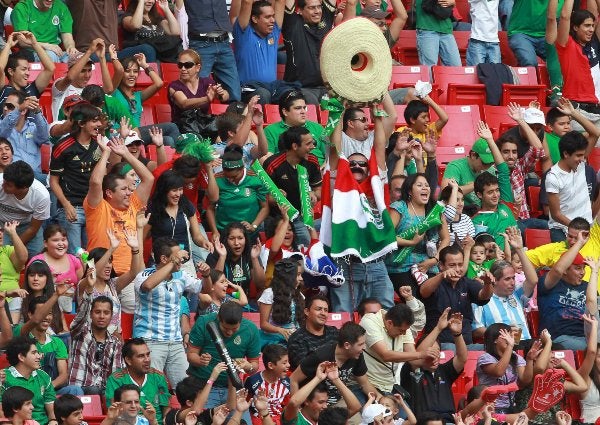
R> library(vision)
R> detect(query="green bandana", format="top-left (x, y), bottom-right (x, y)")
top-left (223, 159), bottom-right (244, 169)
top-left (120, 163), bottom-right (133, 176)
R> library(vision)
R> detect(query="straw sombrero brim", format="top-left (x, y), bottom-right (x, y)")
top-left (320, 17), bottom-right (392, 105)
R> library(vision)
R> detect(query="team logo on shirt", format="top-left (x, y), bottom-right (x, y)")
top-left (500, 209), bottom-right (508, 218)
top-left (52, 15), bottom-right (60, 25)
top-left (245, 188), bottom-right (251, 197)
top-left (93, 146), bottom-right (102, 161)
top-left (234, 336), bottom-right (241, 345)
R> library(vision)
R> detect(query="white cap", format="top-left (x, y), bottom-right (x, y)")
top-left (523, 108), bottom-right (545, 126)
top-left (124, 131), bottom-right (143, 146)
top-left (360, 404), bottom-right (393, 425)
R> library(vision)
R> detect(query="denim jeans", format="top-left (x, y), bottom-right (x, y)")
top-left (90, 44), bottom-right (157, 63)
top-left (206, 386), bottom-right (252, 425)
top-left (416, 29), bottom-right (462, 66)
top-left (189, 40), bottom-right (241, 101)
top-left (517, 217), bottom-right (549, 237)
top-left (330, 260), bottom-right (395, 313)
top-left (508, 33), bottom-right (546, 66)
top-left (466, 39), bottom-right (501, 66)
top-left (3, 221), bottom-right (43, 258)
top-left (57, 206), bottom-right (87, 255)
top-left (291, 216), bottom-right (311, 248)
top-left (499, 0), bottom-right (514, 30)
top-left (147, 340), bottom-right (189, 387)
top-left (56, 385), bottom-right (84, 395)
top-left (553, 334), bottom-right (587, 351)
top-left (139, 122), bottom-right (180, 147)
top-left (33, 50), bottom-right (69, 64)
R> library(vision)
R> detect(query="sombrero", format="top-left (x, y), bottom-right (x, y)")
top-left (320, 17), bottom-right (392, 105)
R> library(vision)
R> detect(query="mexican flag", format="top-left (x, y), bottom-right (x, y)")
top-left (320, 151), bottom-right (397, 262)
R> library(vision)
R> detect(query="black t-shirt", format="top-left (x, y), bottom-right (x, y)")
top-left (422, 277), bottom-right (488, 344)
top-left (262, 152), bottom-right (322, 212)
top-left (282, 7), bottom-right (334, 87)
top-left (400, 360), bottom-right (461, 422)
top-left (149, 197), bottom-right (196, 253)
top-left (49, 136), bottom-right (101, 206)
top-left (287, 325), bottom-right (339, 370)
top-left (299, 341), bottom-right (368, 404)
top-left (0, 82), bottom-right (41, 104)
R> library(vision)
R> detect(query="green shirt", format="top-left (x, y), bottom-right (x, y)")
top-left (281, 409), bottom-right (311, 425)
top-left (442, 157), bottom-right (480, 206)
top-left (545, 43), bottom-right (563, 90)
top-left (0, 246), bottom-right (19, 292)
top-left (188, 313), bottom-right (260, 387)
top-left (546, 132), bottom-right (561, 165)
top-left (105, 368), bottom-right (170, 425)
top-left (13, 325), bottom-right (68, 367)
top-left (0, 366), bottom-right (55, 424)
top-left (264, 120), bottom-right (327, 165)
top-left (472, 203), bottom-right (517, 248)
top-left (215, 170), bottom-right (267, 231)
top-left (508, 0), bottom-right (563, 37)
top-left (415, 0), bottom-right (453, 34)
top-left (466, 259), bottom-right (495, 279)
top-left (12, 0), bottom-right (73, 45)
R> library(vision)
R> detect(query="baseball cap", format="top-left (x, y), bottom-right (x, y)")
top-left (360, 404), bottom-right (393, 425)
top-left (471, 138), bottom-right (494, 164)
top-left (523, 108), bottom-right (546, 126)
top-left (68, 53), bottom-right (93, 68)
top-left (62, 94), bottom-right (87, 110)
top-left (361, 6), bottom-right (390, 19)
top-left (124, 131), bottom-right (143, 146)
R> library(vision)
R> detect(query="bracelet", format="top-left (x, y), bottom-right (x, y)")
top-left (131, 249), bottom-right (140, 255)
top-left (260, 412), bottom-right (270, 418)
top-left (144, 67), bottom-right (152, 74)
top-left (207, 379), bottom-right (214, 385)
top-left (453, 333), bottom-right (462, 338)
top-left (155, 144), bottom-right (164, 148)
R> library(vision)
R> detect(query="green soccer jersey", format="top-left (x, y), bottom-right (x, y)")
top-left (466, 259), bottom-right (495, 279)
top-left (13, 325), bottom-right (68, 368)
top-left (12, 0), bottom-right (73, 45)
top-left (264, 120), bottom-right (327, 165)
top-left (414, 0), bottom-right (453, 34)
top-left (472, 204), bottom-right (517, 248)
top-left (508, 0), bottom-right (564, 38)
top-left (215, 171), bottom-right (267, 231)
top-left (442, 157), bottom-right (480, 206)
top-left (105, 369), bottom-right (170, 425)
top-left (546, 132), bottom-right (561, 165)
top-left (0, 366), bottom-right (55, 424)
top-left (188, 313), bottom-right (260, 387)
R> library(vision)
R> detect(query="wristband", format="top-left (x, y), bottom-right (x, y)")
top-left (453, 333), bottom-right (462, 338)
top-left (131, 249), bottom-right (140, 255)
top-left (260, 412), bottom-right (270, 418)
top-left (207, 379), bottom-right (214, 385)
top-left (144, 67), bottom-right (152, 74)
top-left (155, 144), bottom-right (164, 148)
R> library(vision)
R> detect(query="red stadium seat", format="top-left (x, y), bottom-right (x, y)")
top-left (327, 312), bottom-right (353, 328)
top-left (391, 31), bottom-right (419, 65)
top-left (390, 65), bottom-right (430, 89)
top-left (140, 107), bottom-right (156, 126)
top-left (527, 185), bottom-right (543, 218)
top-left (527, 309), bottom-right (539, 338)
top-left (121, 312), bottom-right (134, 340)
top-left (588, 147), bottom-right (600, 172)
top-left (154, 103), bottom-right (172, 123)
top-left (499, 31), bottom-right (518, 67)
top-left (160, 62), bottom-right (180, 83)
top-left (242, 312), bottom-right (261, 327)
top-left (132, 62), bottom-right (160, 88)
top-left (78, 395), bottom-right (104, 416)
top-left (432, 66), bottom-right (485, 105)
top-left (524, 229), bottom-right (551, 250)
top-left (482, 105), bottom-right (512, 139)
top-left (209, 103), bottom-right (229, 115)
top-left (501, 67), bottom-right (546, 106)
top-left (454, 31), bottom-right (470, 65)
top-left (437, 105), bottom-right (482, 147)
top-left (27, 62), bottom-right (53, 88)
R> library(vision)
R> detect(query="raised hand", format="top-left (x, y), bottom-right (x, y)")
top-left (2, 221), bottom-right (19, 237)
top-left (448, 312), bottom-right (463, 335)
top-left (583, 257), bottom-right (600, 273)
top-left (555, 411), bottom-right (572, 425)
top-left (556, 98), bottom-right (575, 116)
top-left (136, 210), bottom-right (151, 229)
top-left (183, 411), bottom-right (198, 425)
top-left (499, 328), bottom-right (515, 347)
top-left (134, 52), bottom-right (148, 68)
top-left (142, 402), bottom-right (156, 422)
top-left (198, 352), bottom-right (212, 367)
top-left (399, 286), bottom-right (413, 301)
top-left (325, 362), bottom-right (340, 381)
top-left (124, 228), bottom-right (139, 250)
top-left (316, 361), bottom-right (329, 381)
top-left (108, 137), bottom-right (129, 157)
top-left (423, 127), bottom-right (438, 154)
top-left (507, 102), bottom-right (524, 122)
top-left (106, 402), bottom-right (123, 420)
top-left (436, 307), bottom-right (451, 330)
top-left (526, 339), bottom-right (543, 361)
top-left (106, 229), bottom-right (121, 250)
top-left (212, 406), bottom-right (229, 425)
top-left (476, 121), bottom-right (493, 140)
top-left (197, 262), bottom-right (210, 278)
top-left (214, 238), bottom-right (227, 257)
top-left (149, 126), bottom-right (163, 146)
top-left (502, 226), bottom-right (523, 250)
top-left (251, 243), bottom-right (261, 259)
top-left (235, 389), bottom-right (251, 412)
top-left (119, 117), bottom-right (132, 139)
top-left (254, 389), bottom-right (269, 414)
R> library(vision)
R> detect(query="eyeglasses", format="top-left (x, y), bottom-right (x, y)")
top-left (351, 117), bottom-right (368, 123)
top-left (177, 61), bottom-right (196, 69)
top-left (349, 160), bottom-right (368, 167)
top-left (3, 103), bottom-right (16, 111)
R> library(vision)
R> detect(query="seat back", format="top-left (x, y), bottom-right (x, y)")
top-left (432, 66), bottom-right (481, 104)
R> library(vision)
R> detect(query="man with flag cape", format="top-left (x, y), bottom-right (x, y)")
top-left (320, 103), bottom-right (398, 313)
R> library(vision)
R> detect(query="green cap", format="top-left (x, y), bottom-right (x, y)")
top-left (471, 138), bottom-right (494, 164)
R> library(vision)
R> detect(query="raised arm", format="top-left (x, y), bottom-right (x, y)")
top-left (507, 103), bottom-right (543, 149)
top-left (18, 32), bottom-right (55, 93)
top-left (544, 231), bottom-right (588, 290)
top-left (388, 0), bottom-right (408, 41)
top-left (285, 364), bottom-right (328, 421)
top-left (503, 227), bottom-right (537, 298)
top-left (236, 0), bottom-right (253, 29)
top-left (423, 95), bottom-right (448, 132)
top-left (87, 137), bottom-right (111, 208)
top-left (107, 138), bottom-right (155, 203)
top-left (0, 34), bottom-right (18, 90)
top-left (557, 98), bottom-right (600, 157)
top-left (557, 0), bottom-right (574, 46)
top-left (135, 54), bottom-right (163, 102)
top-left (546, 0), bottom-right (559, 44)
top-left (122, 0), bottom-right (145, 32)
top-left (577, 314), bottom-right (598, 381)
top-left (584, 257), bottom-right (599, 314)
top-left (4, 221), bottom-right (28, 271)
top-left (157, 0), bottom-right (180, 35)
top-left (373, 111), bottom-right (387, 172)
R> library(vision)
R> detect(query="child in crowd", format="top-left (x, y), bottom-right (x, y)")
top-left (0, 221), bottom-right (28, 323)
top-left (244, 344), bottom-right (291, 425)
top-left (54, 395), bottom-right (84, 425)
top-left (1, 387), bottom-right (38, 425)
top-left (466, 240), bottom-right (494, 279)
top-left (379, 394), bottom-right (417, 425)
top-left (198, 269), bottom-right (248, 314)
top-left (475, 232), bottom-right (508, 261)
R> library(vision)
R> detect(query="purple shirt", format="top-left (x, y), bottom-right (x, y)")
top-left (476, 352), bottom-right (525, 410)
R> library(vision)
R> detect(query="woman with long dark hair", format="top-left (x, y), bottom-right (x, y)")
top-left (476, 323), bottom-right (535, 414)
top-left (206, 222), bottom-right (265, 297)
top-left (146, 170), bottom-right (213, 275)
top-left (386, 172), bottom-right (449, 295)
top-left (258, 258), bottom-right (305, 347)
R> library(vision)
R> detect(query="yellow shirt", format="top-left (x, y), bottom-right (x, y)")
top-left (395, 122), bottom-right (441, 144)
top-left (525, 220), bottom-right (600, 286)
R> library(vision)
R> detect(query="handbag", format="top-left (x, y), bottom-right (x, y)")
top-left (421, 0), bottom-right (453, 20)
top-left (142, 35), bottom-right (183, 63)
top-left (175, 108), bottom-right (218, 140)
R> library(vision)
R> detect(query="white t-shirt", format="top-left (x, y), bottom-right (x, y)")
top-left (51, 79), bottom-right (83, 122)
top-left (359, 310), bottom-right (414, 393)
top-left (0, 173), bottom-right (50, 223)
top-left (341, 131), bottom-right (375, 159)
top-left (545, 162), bottom-right (593, 231)
top-left (468, 0), bottom-right (500, 43)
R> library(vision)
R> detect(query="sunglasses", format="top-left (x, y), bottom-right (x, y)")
top-left (177, 61), bottom-right (196, 69)
top-left (349, 160), bottom-right (368, 167)
top-left (351, 116), bottom-right (368, 123)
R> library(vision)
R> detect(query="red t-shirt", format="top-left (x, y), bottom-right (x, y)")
top-left (556, 36), bottom-right (599, 103)
top-left (152, 154), bottom-right (209, 211)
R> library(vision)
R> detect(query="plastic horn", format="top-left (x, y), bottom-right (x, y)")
top-left (393, 202), bottom-right (445, 264)
top-left (206, 321), bottom-right (244, 389)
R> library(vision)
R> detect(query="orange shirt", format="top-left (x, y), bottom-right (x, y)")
top-left (83, 193), bottom-right (144, 275)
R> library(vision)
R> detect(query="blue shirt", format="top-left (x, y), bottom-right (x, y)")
top-left (0, 110), bottom-right (49, 173)
top-left (233, 21), bottom-right (280, 84)
top-left (472, 287), bottom-right (532, 340)
top-left (537, 276), bottom-right (587, 338)
top-left (133, 267), bottom-right (202, 342)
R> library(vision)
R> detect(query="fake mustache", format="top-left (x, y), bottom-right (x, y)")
top-left (350, 167), bottom-right (366, 175)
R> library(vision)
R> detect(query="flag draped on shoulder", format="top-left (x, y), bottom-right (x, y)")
top-left (320, 150), bottom-right (397, 262)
